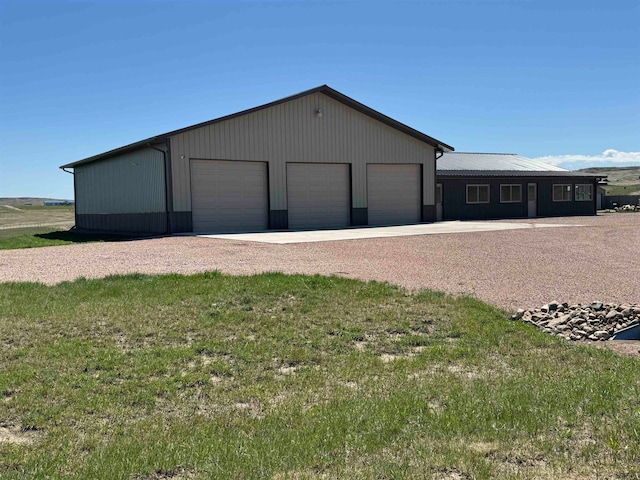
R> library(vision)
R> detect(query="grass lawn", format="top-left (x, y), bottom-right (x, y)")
top-left (0, 273), bottom-right (638, 479)
top-left (0, 205), bottom-right (98, 250)
top-left (0, 228), bottom-right (132, 250)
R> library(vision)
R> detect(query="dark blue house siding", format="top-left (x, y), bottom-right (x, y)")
top-left (437, 176), bottom-right (596, 221)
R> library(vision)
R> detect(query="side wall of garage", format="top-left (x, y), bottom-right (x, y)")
top-left (169, 92), bottom-right (436, 230)
top-left (74, 148), bottom-right (167, 233)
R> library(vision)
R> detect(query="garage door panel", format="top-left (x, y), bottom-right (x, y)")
top-left (287, 163), bottom-right (350, 229)
top-left (367, 164), bottom-right (421, 226)
top-left (191, 160), bottom-right (268, 233)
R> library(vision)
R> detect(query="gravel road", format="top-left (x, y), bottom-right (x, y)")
top-left (1, 214), bottom-right (638, 312)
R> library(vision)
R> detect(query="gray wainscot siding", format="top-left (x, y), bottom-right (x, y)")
top-left (437, 177), bottom-right (597, 220)
top-left (168, 92), bottom-right (436, 228)
top-left (74, 148), bottom-right (167, 233)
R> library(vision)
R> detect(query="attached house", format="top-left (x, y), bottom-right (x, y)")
top-left (435, 152), bottom-right (602, 221)
top-left (60, 85), bottom-right (453, 234)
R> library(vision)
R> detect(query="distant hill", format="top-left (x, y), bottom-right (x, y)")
top-left (577, 166), bottom-right (640, 195)
top-left (0, 197), bottom-right (72, 207)
top-left (577, 166), bottom-right (640, 184)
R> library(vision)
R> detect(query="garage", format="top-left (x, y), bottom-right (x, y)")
top-left (287, 163), bottom-right (351, 229)
top-left (367, 164), bottom-right (421, 225)
top-left (63, 86), bottom-right (452, 234)
top-left (191, 159), bottom-right (268, 233)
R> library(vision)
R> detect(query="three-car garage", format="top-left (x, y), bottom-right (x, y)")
top-left (190, 161), bottom-right (425, 232)
top-left (63, 86), bottom-right (453, 235)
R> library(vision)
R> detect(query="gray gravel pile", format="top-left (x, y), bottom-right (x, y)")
top-left (512, 301), bottom-right (640, 341)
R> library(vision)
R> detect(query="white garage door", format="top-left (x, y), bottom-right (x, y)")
top-left (367, 164), bottom-right (421, 226)
top-left (287, 163), bottom-right (350, 229)
top-left (191, 159), bottom-right (268, 233)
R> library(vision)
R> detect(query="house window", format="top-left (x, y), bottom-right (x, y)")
top-left (575, 184), bottom-right (593, 201)
top-left (466, 184), bottom-right (490, 204)
top-left (500, 184), bottom-right (522, 203)
top-left (553, 184), bottom-right (572, 202)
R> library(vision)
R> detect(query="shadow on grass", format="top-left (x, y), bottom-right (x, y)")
top-left (34, 230), bottom-right (142, 244)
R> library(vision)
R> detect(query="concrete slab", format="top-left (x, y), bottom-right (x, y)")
top-left (188, 221), bottom-right (581, 244)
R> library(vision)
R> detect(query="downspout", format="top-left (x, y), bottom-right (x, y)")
top-left (147, 143), bottom-right (171, 234)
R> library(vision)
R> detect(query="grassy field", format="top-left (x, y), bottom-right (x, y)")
top-left (0, 205), bottom-right (131, 250)
top-left (1, 273), bottom-right (638, 479)
top-left (578, 166), bottom-right (640, 184)
top-left (0, 205), bottom-right (75, 229)
top-left (603, 184), bottom-right (640, 196)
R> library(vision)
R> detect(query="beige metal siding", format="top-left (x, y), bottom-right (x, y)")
top-left (75, 148), bottom-right (165, 214)
top-left (169, 92), bottom-right (435, 213)
top-left (367, 164), bottom-right (421, 225)
top-left (190, 160), bottom-right (268, 232)
top-left (287, 163), bottom-right (350, 229)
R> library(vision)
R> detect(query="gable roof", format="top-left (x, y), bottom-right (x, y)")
top-left (437, 152), bottom-right (599, 177)
top-left (61, 85), bottom-right (454, 169)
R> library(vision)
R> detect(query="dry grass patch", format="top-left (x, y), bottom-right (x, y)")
top-left (0, 273), bottom-right (638, 479)
top-left (0, 425), bottom-right (41, 445)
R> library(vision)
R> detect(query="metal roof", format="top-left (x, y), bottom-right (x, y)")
top-left (438, 152), bottom-right (568, 172)
top-left (61, 85), bottom-right (454, 169)
top-left (437, 152), bottom-right (601, 178)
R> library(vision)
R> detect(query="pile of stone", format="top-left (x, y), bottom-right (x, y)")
top-left (512, 301), bottom-right (640, 341)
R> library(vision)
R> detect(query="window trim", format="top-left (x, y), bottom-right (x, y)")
top-left (466, 184), bottom-right (490, 204)
top-left (500, 184), bottom-right (522, 203)
top-left (575, 183), bottom-right (593, 202)
top-left (553, 184), bottom-right (572, 202)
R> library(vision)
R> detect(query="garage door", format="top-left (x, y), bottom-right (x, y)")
top-left (287, 163), bottom-right (350, 229)
top-left (367, 164), bottom-right (421, 226)
top-left (191, 159), bottom-right (268, 233)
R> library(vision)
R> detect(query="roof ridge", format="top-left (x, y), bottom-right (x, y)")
top-left (61, 85), bottom-right (453, 169)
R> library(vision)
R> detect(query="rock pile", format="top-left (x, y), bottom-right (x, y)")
top-left (512, 301), bottom-right (640, 341)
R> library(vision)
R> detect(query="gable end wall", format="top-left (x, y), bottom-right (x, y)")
top-left (169, 92), bottom-right (436, 213)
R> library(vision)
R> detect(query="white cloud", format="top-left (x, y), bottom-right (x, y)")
top-left (532, 150), bottom-right (640, 170)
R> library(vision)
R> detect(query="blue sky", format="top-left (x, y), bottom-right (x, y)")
top-left (1, 0), bottom-right (639, 199)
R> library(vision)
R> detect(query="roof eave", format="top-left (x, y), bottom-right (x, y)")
top-left (436, 170), bottom-right (602, 177)
top-left (59, 137), bottom-right (165, 169)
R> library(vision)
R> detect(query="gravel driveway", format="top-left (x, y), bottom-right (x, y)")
top-left (1, 214), bottom-right (638, 311)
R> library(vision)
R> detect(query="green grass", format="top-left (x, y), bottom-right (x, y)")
top-left (1, 273), bottom-right (638, 479)
top-left (603, 183), bottom-right (640, 196)
top-left (0, 228), bottom-right (133, 250)
top-left (0, 226), bottom-right (66, 241)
